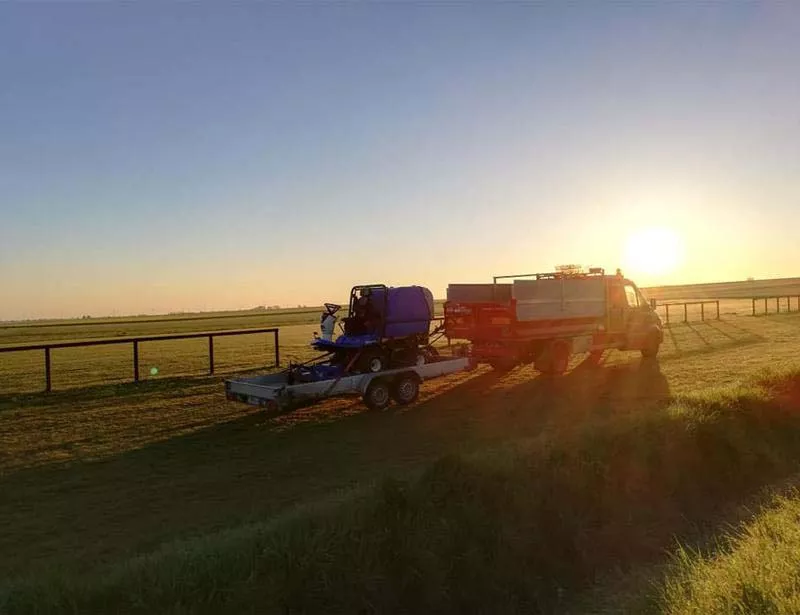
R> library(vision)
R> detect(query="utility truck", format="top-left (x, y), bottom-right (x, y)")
top-left (444, 266), bottom-right (662, 375)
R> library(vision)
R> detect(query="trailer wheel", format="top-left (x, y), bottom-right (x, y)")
top-left (363, 379), bottom-right (391, 410)
top-left (391, 373), bottom-right (421, 405)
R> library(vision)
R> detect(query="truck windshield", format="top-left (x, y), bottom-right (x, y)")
top-left (624, 285), bottom-right (639, 307)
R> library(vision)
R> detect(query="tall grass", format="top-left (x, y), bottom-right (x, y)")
top-left (663, 491), bottom-right (800, 614)
top-left (4, 370), bottom-right (800, 614)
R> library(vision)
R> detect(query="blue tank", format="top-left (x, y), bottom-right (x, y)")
top-left (370, 285), bottom-right (434, 338)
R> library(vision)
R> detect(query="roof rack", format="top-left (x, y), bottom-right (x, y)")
top-left (492, 267), bottom-right (605, 284)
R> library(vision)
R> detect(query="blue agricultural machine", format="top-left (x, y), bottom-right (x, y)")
top-left (292, 284), bottom-right (443, 382)
top-left (225, 284), bottom-right (470, 411)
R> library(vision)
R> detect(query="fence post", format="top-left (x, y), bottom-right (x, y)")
top-left (44, 347), bottom-right (52, 392)
top-left (133, 340), bottom-right (139, 382)
top-left (752, 298), bottom-right (756, 316)
top-left (208, 335), bottom-right (215, 375)
top-left (701, 303), bottom-right (705, 321)
top-left (777, 297), bottom-right (780, 313)
top-left (665, 304), bottom-right (670, 324)
top-left (764, 298), bottom-right (768, 314)
top-left (684, 303), bottom-right (688, 323)
top-left (273, 330), bottom-right (280, 367)
top-left (716, 301), bottom-right (720, 320)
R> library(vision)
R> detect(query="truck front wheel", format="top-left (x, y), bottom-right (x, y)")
top-left (641, 332), bottom-right (661, 359)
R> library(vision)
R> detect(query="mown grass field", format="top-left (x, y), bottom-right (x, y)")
top-left (0, 296), bottom-right (791, 395)
top-left (1, 309), bottom-right (800, 612)
top-left (644, 275), bottom-right (800, 301)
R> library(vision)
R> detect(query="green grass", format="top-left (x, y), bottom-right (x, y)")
top-left (3, 313), bottom-right (800, 613)
top-left (3, 368), bottom-right (800, 614)
top-left (662, 491), bottom-right (800, 614)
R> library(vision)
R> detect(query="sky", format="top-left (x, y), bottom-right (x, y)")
top-left (2, 2), bottom-right (799, 320)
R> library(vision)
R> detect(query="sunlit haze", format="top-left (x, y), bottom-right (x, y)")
top-left (2, 3), bottom-right (800, 320)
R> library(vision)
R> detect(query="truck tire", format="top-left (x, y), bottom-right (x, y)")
top-left (587, 349), bottom-right (604, 365)
top-left (489, 359), bottom-right (517, 372)
top-left (540, 341), bottom-right (570, 376)
top-left (641, 332), bottom-right (661, 359)
top-left (363, 379), bottom-right (391, 410)
top-left (391, 373), bottom-right (421, 405)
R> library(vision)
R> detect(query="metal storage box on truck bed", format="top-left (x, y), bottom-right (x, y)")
top-left (513, 277), bottom-right (606, 321)
top-left (446, 283), bottom-right (513, 304)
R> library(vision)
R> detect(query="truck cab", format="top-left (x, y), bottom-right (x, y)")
top-left (606, 275), bottom-right (662, 354)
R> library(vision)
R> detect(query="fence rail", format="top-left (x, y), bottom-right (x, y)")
top-left (657, 300), bottom-right (720, 324)
top-left (751, 296), bottom-right (800, 316)
top-left (0, 328), bottom-right (280, 393)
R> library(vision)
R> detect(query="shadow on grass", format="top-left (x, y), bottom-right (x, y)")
top-left (0, 365), bottom-right (277, 412)
top-left (0, 358), bottom-right (670, 580)
top-left (5, 371), bottom-right (800, 614)
top-left (659, 334), bottom-right (763, 362)
top-left (685, 322), bottom-right (713, 346)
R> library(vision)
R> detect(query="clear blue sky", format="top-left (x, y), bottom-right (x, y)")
top-left (2, 2), bottom-right (799, 319)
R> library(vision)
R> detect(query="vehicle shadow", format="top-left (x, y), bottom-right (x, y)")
top-left (0, 358), bottom-right (670, 579)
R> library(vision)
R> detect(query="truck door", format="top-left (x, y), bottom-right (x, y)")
top-left (607, 279), bottom-right (627, 333)
top-left (622, 282), bottom-right (652, 348)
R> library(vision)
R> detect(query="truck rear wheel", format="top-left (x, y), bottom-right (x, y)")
top-left (391, 373), bottom-right (420, 405)
top-left (488, 359), bottom-right (517, 372)
top-left (587, 349), bottom-right (604, 365)
top-left (539, 341), bottom-right (570, 376)
top-left (363, 379), bottom-right (391, 410)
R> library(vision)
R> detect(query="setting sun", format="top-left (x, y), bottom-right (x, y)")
top-left (623, 227), bottom-right (685, 278)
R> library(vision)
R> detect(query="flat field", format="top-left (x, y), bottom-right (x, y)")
top-left (2, 296), bottom-right (795, 395)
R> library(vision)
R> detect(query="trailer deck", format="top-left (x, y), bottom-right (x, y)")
top-left (225, 356), bottom-right (472, 411)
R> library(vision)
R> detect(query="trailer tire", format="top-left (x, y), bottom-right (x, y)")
top-left (391, 373), bottom-right (421, 405)
top-left (363, 379), bottom-right (391, 410)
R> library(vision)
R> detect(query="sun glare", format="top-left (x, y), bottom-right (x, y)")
top-left (623, 227), bottom-right (684, 278)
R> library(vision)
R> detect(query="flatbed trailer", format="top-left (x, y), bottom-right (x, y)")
top-left (225, 356), bottom-right (473, 411)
